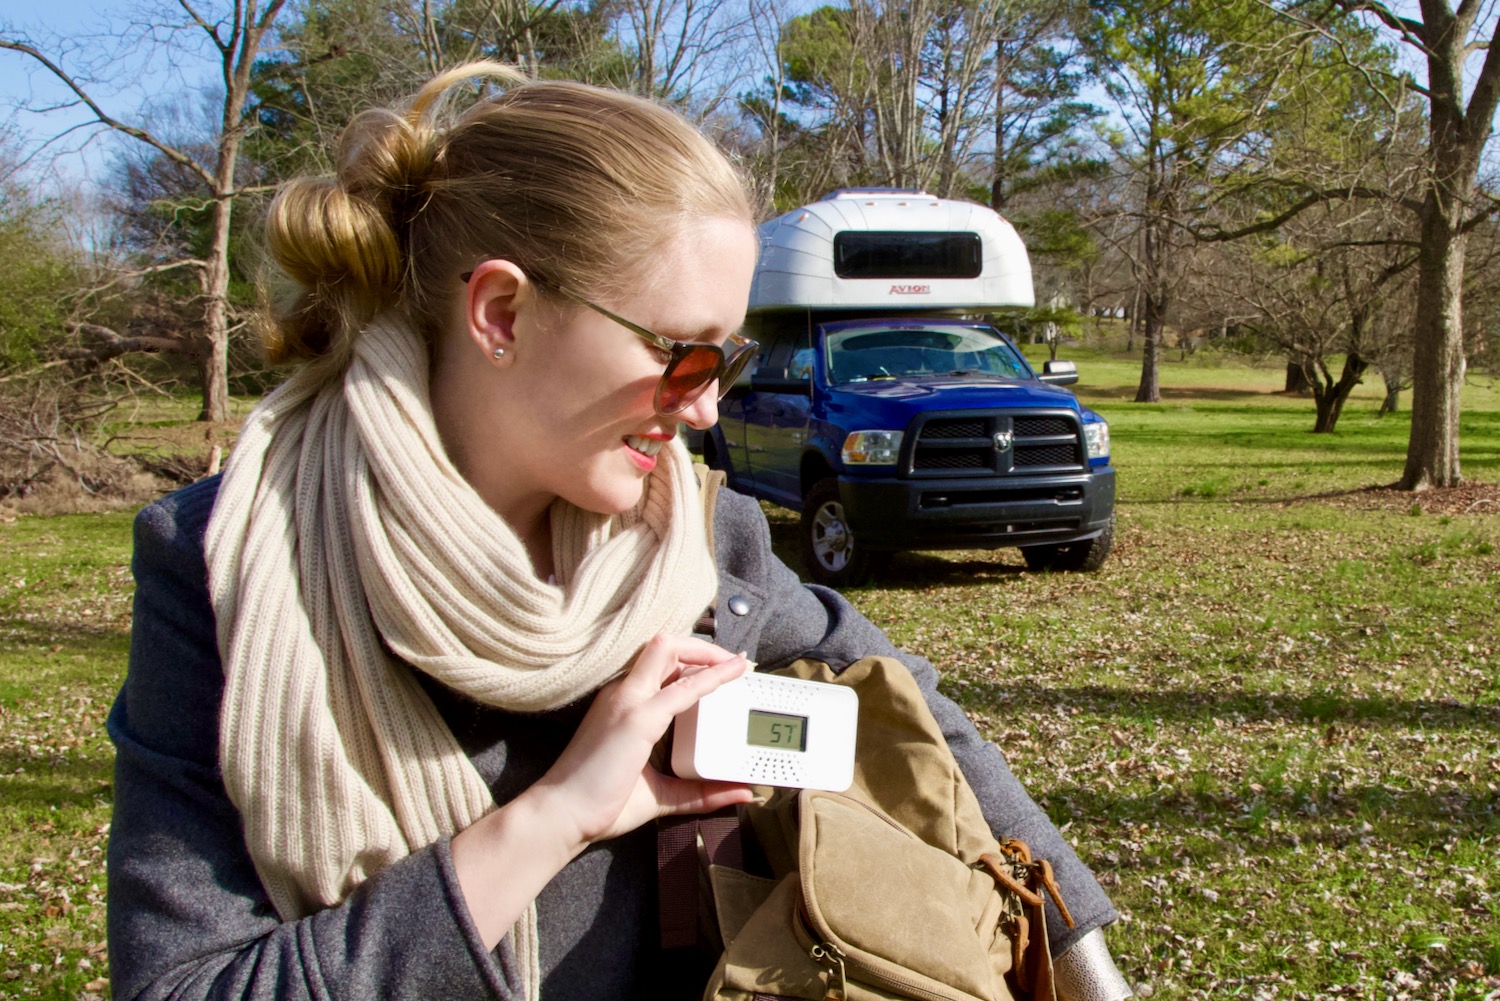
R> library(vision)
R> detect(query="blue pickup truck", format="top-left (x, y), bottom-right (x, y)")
top-left (702, 190), bottom-right (1115, 585)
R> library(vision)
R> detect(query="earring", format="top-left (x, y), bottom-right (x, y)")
top-left (492, 347), bottom-right (506, 360)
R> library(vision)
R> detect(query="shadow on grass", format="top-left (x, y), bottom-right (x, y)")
top-left (0, 754), bottom-right (113, 811)
top-left (952, 681), bottom-right (1500, 732)
top-left (759, 525), bottom-right (1034, 590)
top-left (0, 616), bottom-right (131, 654)
top-left (1040, 781), bottom-right (1500, 851)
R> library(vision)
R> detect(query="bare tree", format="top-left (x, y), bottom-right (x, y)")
top-left (608, 0), bottom-right (754, 112)
top-left (3, 0), bottom-right (289, 422)
top-left (1265, 0), bottom-right (1500, 487)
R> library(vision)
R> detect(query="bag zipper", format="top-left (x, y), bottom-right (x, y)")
top-left (794, 899), bottom-right (976, 1001)
top-left (809, 940), bottom-right (848, 1001)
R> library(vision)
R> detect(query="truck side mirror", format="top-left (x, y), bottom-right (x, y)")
top-left (1039, 359), bottom-right (1078, 386)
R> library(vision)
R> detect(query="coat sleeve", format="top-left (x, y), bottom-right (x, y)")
top-left (107, 479), bottom-right (520, 1001)
top-left (710, 488), bottom-right (1118, 958)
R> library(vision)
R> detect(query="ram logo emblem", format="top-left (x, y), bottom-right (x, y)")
top-left (993, 431), bottom-right (1014, 451)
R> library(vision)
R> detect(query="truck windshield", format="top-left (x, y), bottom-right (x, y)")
top-left (825, 327), bottom-right (1032, 385)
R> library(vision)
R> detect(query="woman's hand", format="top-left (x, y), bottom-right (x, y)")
top-left (533, 633), bottom-right (754, 847)
top-left (451, 634), bottom-right (752, 947)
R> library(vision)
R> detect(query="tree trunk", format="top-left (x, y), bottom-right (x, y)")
top-left (1311, 353), bottom-right (1367, 433)
top-left (991, 36), bottom-right (1008, 210)
top-left (1285, 360), bottom-right (1311, 394)
top-left (1134, 227), bottom-right (1164, 402)
top-left (1379, 382), bottom-right (1400, 415)
top-left (1135, 285), bottom-right (1163, 402)
top-left (198, 106), bottom-right (241, 422)
top-left (1400, 183), bottom-right (1467, 487)
top-left (1396, 6), bottom-right (1496, 488)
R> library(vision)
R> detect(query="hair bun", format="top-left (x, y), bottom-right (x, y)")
top-left (337, 107), bottom-right (439, 247)
top-left (262, 169), bottom-right (403, 367)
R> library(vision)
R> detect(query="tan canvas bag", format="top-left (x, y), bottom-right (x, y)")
top-left (680, 655), bottom-right (1073, 1001)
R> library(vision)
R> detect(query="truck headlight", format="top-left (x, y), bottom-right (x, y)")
top-left (842, 430), bottom-right (904, 466)
top-left (1084, 421), bottom-right (1110, 460)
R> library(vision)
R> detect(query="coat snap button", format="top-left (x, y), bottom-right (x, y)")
top-left (727, 595), bottom-right (751, 616)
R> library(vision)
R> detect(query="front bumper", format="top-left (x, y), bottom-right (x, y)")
top-left (837, 466), bottom-right (1115, 552)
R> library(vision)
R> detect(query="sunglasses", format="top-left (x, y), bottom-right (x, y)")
top-left (462, 267), bottom-right (758, 416)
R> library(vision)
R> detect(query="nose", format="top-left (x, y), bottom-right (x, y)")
top-left (677, 380), bottom-right (721, 431)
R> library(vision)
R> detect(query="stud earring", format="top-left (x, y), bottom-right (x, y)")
top-left (492, 347), bottom-right (506, 360)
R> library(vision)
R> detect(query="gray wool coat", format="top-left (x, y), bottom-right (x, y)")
top-left (107, 474), bottom-right (1117, 1001)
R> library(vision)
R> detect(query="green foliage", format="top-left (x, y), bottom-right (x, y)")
top-left (780, 5), bottom-right (864, 110)
top-left (1015, 207), bottom-right (1098, 268)
top-left (0, 183), bottom-right (80, 369)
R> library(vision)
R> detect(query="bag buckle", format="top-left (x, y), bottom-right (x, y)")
top-left (975, 840), bottom-right (1076, 1000)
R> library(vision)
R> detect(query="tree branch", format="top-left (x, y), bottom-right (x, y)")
top-left (1463, 13), bottom-right (1500, 141)
top-left (1331, 0), bottom-right (1428, 48)
top-left (64, 322), bottom-right (190, 360)
top-left (75, 259), bottom-right (210, 298)
top-left (177, 0), bottom-right (230, 54)
top-left (1190, 182), bottom-right (1423, 241)
top-left (0, 39), bottom-right (215, 188)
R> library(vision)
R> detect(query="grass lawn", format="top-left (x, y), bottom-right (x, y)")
top-left (0, 514), bottom-right (132, 998)
top-left (1, 347), bottom-right (1497, 999)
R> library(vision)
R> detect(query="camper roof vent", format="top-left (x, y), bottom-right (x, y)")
top-left (822, 187), bottom-right (932, 200)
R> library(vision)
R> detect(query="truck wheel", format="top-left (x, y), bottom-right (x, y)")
top-left (1021, 514), bottom-right (1115, 573)
top-left (800, 478), bottom-right (879, 586)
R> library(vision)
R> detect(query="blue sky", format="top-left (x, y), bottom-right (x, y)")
top-left (2, 0), bottom-right (224, 195)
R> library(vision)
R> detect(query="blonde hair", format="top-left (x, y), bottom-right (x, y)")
top-left (261, 63), bottom-right (753, 370)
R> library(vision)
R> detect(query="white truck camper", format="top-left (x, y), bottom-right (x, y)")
top-left (749, 188), bottom-right (1035, 314)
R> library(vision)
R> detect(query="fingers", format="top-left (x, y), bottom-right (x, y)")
top-left (652, 651), bottom-right (750, 720)
top-left (617, 634), bottom-right (750, 704)
top-left (653, 777), bottom-right (755, 818)
top-left (623, 634), bottom-right (742, 689)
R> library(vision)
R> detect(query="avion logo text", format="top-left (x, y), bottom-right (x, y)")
top-left (888, 284), bottom-right (931, 295)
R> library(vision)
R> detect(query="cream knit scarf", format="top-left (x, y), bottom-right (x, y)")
top-left (203, 313), bottom-right (718, 997)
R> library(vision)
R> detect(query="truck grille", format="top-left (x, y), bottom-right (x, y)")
top-left (909, 411), bottom-right (1084, 477)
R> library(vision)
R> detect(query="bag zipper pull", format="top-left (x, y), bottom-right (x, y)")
top-left (810, 941), bottom-right (848, 1001)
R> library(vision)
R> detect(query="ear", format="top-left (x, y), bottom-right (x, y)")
top-left (463, 259), bottom-right (532, 359)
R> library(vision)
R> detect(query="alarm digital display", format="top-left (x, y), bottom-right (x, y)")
top-left (747, 710), bottom-right (807, 751)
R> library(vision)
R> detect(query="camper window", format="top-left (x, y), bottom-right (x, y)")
top-left (832, 231), bottom-right (982, 280)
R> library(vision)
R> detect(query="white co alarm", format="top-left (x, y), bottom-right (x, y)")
top-left (671, 672), bottom-right (858, 791)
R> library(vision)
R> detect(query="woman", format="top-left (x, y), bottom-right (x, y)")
top-left (107, 63), bottom-right (1132, 1000)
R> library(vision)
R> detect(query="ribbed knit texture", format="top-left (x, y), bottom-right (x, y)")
top-left (203, 313), bottom-right (718, 999)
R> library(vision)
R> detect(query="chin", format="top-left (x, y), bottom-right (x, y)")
top-left (569, 479), bottom-right (648, 518)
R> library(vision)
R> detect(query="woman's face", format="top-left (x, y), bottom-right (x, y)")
top-left (436, 216), bottom-right (757, 536)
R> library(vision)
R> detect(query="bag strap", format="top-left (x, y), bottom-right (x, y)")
top-left (657, 808), bottom-right (746, 950)
top-left (660, 462), bottom-right (734, 951)
top-left (691, 462), bottom-right (726, 637)
top-left (975, 839), bottom-right (1076, 1000)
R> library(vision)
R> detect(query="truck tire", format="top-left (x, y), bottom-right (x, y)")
top-left (1020, 513), bottom-right (1115, 573)
top-left (800, 478), bottom-right (881, 587)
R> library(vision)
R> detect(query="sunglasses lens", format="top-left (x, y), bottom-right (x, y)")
top-left (717, 345), bottom-right (755, 399)
top-left (657, 346), bottom-right (721, 414)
